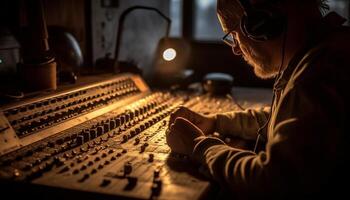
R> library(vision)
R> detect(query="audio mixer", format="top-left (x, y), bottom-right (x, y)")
top-left (0, 74), bottom-right (242, 199)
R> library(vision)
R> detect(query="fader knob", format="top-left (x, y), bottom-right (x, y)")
top-left (124, 162), bottom-right (132, 175)
top-left (120, 116), bottom-right (125, 124)
top-left (115, 118), bottom-right (121, 127)
top-left (148, 154), bottom-right (154, 162)
top-left (151, 179), bottom-right (162, 196)
top-left (100, 179), bottom-right (111, 187)
top-left (90, 129), bottom-right (97, 139)
top-left (110, 120), bottom-right (116, 130)
top-left (97, 126), bottom-right (103, 136)
top-left (103, 123), bottom-right (110, 133)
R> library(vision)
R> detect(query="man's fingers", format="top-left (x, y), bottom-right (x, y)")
top-left (168, 106), bottom-right (189, 126)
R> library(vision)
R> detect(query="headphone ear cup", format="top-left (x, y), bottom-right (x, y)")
top-left (241, 9), bottom-right (286, 41)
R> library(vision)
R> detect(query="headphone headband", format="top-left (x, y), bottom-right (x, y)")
top-left (237, 0), bottom-right (286, 41)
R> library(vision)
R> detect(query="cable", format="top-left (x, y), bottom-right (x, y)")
top-left (226, 93), bottom-right (245, 111)
top-left (253, 20), bottom-right (288, 153)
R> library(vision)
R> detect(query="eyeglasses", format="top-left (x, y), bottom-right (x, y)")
top-left (221, 23), bottom-right (240, 47)
top-left (222, 32), bottom-right (238, 47)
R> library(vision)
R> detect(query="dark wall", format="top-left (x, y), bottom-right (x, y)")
top-left (189, 41), bottom-right (274, 88)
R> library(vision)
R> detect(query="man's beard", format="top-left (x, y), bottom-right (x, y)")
top-left (240, 43), bottom-right (278, 79)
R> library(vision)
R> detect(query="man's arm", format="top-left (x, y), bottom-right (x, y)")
top-left (215, 107), bottom-right (270, 140)
top-left (192, 79), bottom-right (346, 197)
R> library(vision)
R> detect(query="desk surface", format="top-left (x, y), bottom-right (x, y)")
top-left (232, 86), bottom-right (273, 109)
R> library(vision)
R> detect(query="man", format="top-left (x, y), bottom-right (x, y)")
top-left (166, 0), bottom-right (349, 198)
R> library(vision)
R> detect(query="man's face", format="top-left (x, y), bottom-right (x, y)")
top-left (232, 29), bottom-right (278, 79)
top-left (218, 7), bottom-right (280, 79)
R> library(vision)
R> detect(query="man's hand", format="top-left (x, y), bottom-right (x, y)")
top-left (166, 117), bottom-right (205, 155)
top-left (169, 106), bottom-right (216, 135)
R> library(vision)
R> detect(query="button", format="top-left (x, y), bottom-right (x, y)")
top-left (80, 165), bottom-right (87, 171)
top-left (154, 167), bottom-right (161, 178)
top-left (130, 130), bottom-right (136, 137)
top-left (97, 126), bottom-right (103, 136)
top-left (123, 162), bottom-right (132, 175)
top-left (151, 179), bottom-right (162, 196)
top-left (120, 116), bottom-right (125, 124)
top-left (90, 129), bottom-right (97, 139)
top-left (109, 120), bottom-right (116, 130)
top-left (76, 135), bottom-right (84, 145)
top-left (103, 123), bottom-right (110, 133)
top-left (87, 161), bottom-right (94, 166)
top-left (135, 127), bottom-right (141, 134)
top-left (91, 168), bottom-right (97, 174)
top-left (148, 154), bottom-right (154, 162)
top-left (59, 166), bottom-right (70, 173)
top-left (122, 135), bottom-right (128, 143)
top-left (115, 118), bottom-right (121, 127)
top-left (125, 176), bottom-right (137, 190)
top-left (140, 124), bottom-right (146, 131)
top-left (78, 174), bottom-right (90, 182)
top-left (108, 149), bottom-right (115, 154)
top-left (134, 138), bottom-right (140, 145)
top-left (100, 179), bottom-right (111, 187)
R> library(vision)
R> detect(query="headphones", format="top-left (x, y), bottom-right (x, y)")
top-left (238, 0), bottom-right (287, 41)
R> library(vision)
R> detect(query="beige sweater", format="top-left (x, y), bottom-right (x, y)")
top-left (192, 14), bottom-right (350, 198)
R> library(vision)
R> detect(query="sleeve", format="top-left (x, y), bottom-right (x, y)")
top-left (192, 72), bottom-right (347, 198)
top-left (215, 107), bottom-right (270, 140)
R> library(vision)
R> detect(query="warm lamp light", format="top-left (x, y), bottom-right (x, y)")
top-left (163, 48), bottom-right (177, 61)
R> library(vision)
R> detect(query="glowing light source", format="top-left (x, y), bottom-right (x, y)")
top-left (163, 48), bottom-right (177, 61)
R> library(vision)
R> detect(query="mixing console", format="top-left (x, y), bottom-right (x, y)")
top-left (0, 74), bottom-right (241, 199)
